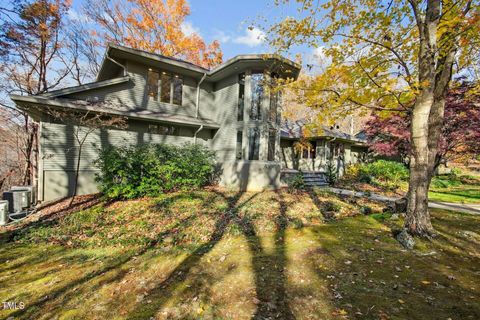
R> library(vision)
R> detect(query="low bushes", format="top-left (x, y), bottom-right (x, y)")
top-left (95, 143), bottom-right (216, 199)
top-left (344, 160), bottom-right (409, 189)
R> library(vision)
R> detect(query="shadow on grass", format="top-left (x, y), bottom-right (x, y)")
top-left (126, 189), bottom-right (297, 319)
top-left (6, 189), bottom-right (332, 319)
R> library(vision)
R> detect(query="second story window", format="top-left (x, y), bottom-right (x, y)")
top-left (250, 72), bottom-right (264, 121)
top-left (147, 70), bottom-right (159, 100)
top-left (238, 73), bottom-right (245, 121)
top-left (147, 69), bottom-right (183, 106)
top-left (269, 75), bottom-right (281, 124)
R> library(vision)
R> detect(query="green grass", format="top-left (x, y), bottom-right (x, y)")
top-left (429, 173), bottom-right (480, 203)
top-left (0, 189), bottom-right (479, 319)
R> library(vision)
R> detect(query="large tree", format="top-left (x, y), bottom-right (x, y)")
top-left (366, 85), bottom-right (480, 167)
top-left (0, 0), bottom-right (72, 188)
top-left (83, 0), bottom-right (223, 69)
top-left (267, 0), bottom-right (479, 237)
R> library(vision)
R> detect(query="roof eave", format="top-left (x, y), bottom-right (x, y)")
top-left (10, 95), bottom-right (220, 129)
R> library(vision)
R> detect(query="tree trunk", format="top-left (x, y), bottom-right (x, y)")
top-left (405, 93), bottom-right (435, 237)
top-left (68, 144), bottom-right (82, 207)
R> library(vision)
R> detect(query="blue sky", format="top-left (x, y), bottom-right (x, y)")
top-left (69, 0), bottom-right (324, 67)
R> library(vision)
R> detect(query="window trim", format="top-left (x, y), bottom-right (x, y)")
top-left (267, 128), bottom-right (276, 161)
top-left (248, 127), bottom-right (260, 160)
top-left (148, 69), bottom-right (183, 106)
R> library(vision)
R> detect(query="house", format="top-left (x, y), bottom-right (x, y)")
top-left (11, 44), bottom-right (367, 202)
top-left (279, 120), bottom-right (368, 180)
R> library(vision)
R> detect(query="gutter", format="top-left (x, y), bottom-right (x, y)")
top-left (193, 125), bottom-right (204, 145)
top-left (195, 73), bottom-right (207, 118)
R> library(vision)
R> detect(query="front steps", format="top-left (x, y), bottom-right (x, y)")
top-left (281, 170), bottom-right (328, 187)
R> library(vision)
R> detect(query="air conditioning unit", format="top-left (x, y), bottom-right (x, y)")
top-left (11, 185), bottom-right (36, 206)
top-left (2, 190), bottom-right (31, 213)
top-left (0, 200), bottom-right (8, 226)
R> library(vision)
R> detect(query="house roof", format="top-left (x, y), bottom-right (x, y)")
top-left (98, 44), bottom-right (301, 81)
top-left (280, 120), bottom-right (367, 145)
top-left (10, 94), bottom-right (221, 129)
top-left (41, 76), bottom-right (131, 98)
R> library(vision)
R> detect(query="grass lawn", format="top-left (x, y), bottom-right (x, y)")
top-left (1, 188), bottom-right (479, 319)
top-left (337, 168), bottom-right (480, 204)
top-left (428, 174), bottom-right (480, 204)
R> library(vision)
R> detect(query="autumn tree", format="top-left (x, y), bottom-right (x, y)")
top-left (366, 85), bottom-right (480, 167)
top-left (83, 0), bottom-right (223, 69)
top-left (0, 0), bottom-right (72, 187)
top-left (266, 0), bottom-right (479, 237)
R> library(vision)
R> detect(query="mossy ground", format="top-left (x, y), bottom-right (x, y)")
top-left (0, 188), bottom-right (479, 319)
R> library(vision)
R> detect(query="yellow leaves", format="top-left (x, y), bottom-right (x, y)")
top-left (398, 299), bottom-right (405, 304)
top-left (421, 280), bottom-right (431, 285)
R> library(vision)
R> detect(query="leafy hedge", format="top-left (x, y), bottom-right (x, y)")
top-left (345, 160), bottom-right (409, 188)
top-left (95, 143), bottom-right (216, 199)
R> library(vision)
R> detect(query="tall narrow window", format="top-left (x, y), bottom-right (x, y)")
top-left (147, 70), bottom-right (159, 100)
top-left (269, 74), bottom-right (281, 124)
top-left (172, 76), bottom-right (183, 105)
top-left (238, 73), bottom-right (245, 121)
top-left (250, 72), bottom-right (264, 120)
top-left (267, 129), bottom-right (276, 161)
top-left (248, 127), bottom-right (260, 160)
top-left (236, 131), bottom-right (243, 160)
top-left (160, 72), bottom-right (171, 103)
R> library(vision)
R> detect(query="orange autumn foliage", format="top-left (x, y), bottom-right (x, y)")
top-left (85, 0), bottom-right (222, 69)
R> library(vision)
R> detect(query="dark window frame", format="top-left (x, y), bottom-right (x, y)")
top-left (248, 127), bottom-right (260, 160)
top-left (236, 130), bottom-right (243, 160)
top-left (238, 73), bottom-right (245, 121)
top-left (148, 124), bottom-right (179, 136)
top-left (269, 74), bottom-right (281, 124)
top-left (267, 128), bottom-right (276, 161)
top-left (250, 72), bottom-right (264, 121)
top-left (147, 69), bottom-right (183, 106)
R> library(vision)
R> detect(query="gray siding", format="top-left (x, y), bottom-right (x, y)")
top-left (40, 119), bottom-right (211, 201)
top-left (64, 61), bottom-right (215, 119)
top-left (210, 74), bottom-right (238, 162)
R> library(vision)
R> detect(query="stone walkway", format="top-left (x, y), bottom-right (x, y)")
top-left (326, 187), bottom-right (480, 215)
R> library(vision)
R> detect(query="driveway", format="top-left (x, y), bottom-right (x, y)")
top-left (327, 187), bottom-right (480, 215)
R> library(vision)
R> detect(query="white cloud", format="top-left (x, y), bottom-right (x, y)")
top-left (212, 30), bottom-right (232, 43)
top-left (67, 8), bottom-right (91, 23)
top-left (181, 21), bottom-right (201, 37)
top-left (233, 28), bottom-right (266, 47)
top-left (301, 46), bottom-right (333, 75)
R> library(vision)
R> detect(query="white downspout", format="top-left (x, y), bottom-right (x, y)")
top-left (194, 125), bottom-right (204, 145)
top-left (194, 73), bottom-right (207, 145)
top-left (195, 73), bottom-right (207, 118)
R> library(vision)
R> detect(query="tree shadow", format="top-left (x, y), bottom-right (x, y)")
top-left (126, 191), bottom-right (251, 319)
top-left (6, 211), bottom-right (198, 319)
top-left (126, 189), bottom-right (296, 319)
top-left (245, 190), bottom-right (295, 319)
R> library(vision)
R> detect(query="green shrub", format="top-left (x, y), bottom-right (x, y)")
top-left (326, 160), bottom-right (337, 185)
top-left (346, 160), bottom-right (408, 188)
top-left (288, 173), bottom-right (305, 191)
top-left (95, 143), bottom-right (216, 199)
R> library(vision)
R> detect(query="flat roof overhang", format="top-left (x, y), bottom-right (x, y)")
top-left (10, 95), bottom-right (220, 129)
top-left (98, 44), bottom-right (301, 82)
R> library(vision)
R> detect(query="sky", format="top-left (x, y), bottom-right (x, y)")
top-left (69, 0), bottom-right (326, 69)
